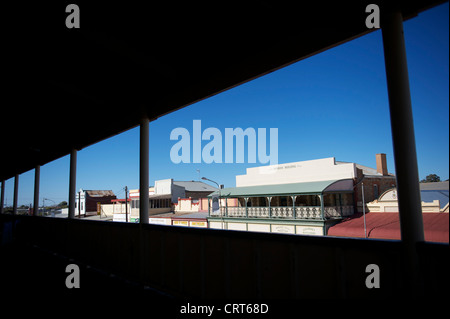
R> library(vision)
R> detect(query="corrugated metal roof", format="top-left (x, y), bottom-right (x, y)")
top-left (173, 181), bottom-right (217, 192)
top-left (420, 190), bottom-right (449, 209)
top-left (420, 181), bottom-right (449, 191)
top-left (148, 194), bottom-right (172, 200)
top-left (354, 164), bottom-right (381, 176)
top-left (85, 190), bottom-right (115, 197)
top-left (328, 212), bottom-right (449, 243)
top-left (209, 179), bottom-right (353, 197)
top-left (354, 163), bottom-right (395, 177)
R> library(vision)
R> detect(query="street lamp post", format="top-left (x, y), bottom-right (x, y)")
top-left (352, 179), bottom-right (367, 238)
top-left (361, 183), bottom-right (367, 238)
top-left (43, 198), bottom-right (56, 217)
top-left (201, 177), bottom-right (223, 227)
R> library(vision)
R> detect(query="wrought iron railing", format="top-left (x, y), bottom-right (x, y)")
top-left (227, 206), bottom-right (246, 217)
top-left (210, 205), bottom-right (354, 219)
top-left (324, 205), bottom-right (354, 219)
top-left (248, 207), bottom-right (270, 218)
top-left (210, 206), bottom-right (353, 219)
top-left (270, 206), bottom-right (294, 218)
top-left (295, 206), bottom-right (322, 219)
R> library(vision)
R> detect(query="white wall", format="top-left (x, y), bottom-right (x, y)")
top-left (175, 198), bottom-right (199, 212)
top-left (171, 184), bottom-right (185, 203)
top-left (74, 189), bottom-right (86, 216)
top-left (236, 157), bottom-right (356, 187)
top-left (209, 221), bottom-right (324, 236)
top-left (102, 202), bottom-right (130, 217)
top-left (155, 179), bottom-right (173, 195)
top-left (154, 178), bottom-right (185, 203)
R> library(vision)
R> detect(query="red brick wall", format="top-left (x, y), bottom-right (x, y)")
top-left (354, 168), bottom-right (396, 211)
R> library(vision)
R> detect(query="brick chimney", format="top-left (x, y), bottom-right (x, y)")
top-left (376, 153), bottom-right (388, 176)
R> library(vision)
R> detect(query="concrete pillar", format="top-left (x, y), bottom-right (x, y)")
top-left (382, 8), bottom-right (424, 294)
top-left (382, 8), bottom-right (424, 244)
top-left (13, 174), bottom-right (18, 215)
top-left (33, 165), bottom-right (40, 216)
top-left (139, 118), bottom-right (149, 224)
top-left (68, 149), bottom-right (77, 219)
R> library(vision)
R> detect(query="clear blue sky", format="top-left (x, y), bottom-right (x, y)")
top-left (5, 3), bottom-right (449, 206)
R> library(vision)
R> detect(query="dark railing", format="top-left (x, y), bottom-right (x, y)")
top-left (1, 214), bottom-right (448, 297)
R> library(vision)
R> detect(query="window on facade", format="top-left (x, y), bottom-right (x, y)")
top-left (374, 184), bottom-right (379, 199)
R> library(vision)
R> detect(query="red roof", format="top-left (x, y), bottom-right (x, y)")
top-left (327, 212), bottom-right (449, 243)
top-left (111, 198), bottom-right (131, 202)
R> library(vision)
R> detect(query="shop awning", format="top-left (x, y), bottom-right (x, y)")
top-left (148, 194), bottom-right (172, 200)
top-left (208, 179), bottom-right (354, 198)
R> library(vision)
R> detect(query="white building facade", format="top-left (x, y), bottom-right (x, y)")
top-left (236, 157), bottom-right (357, 187)
top-left (208, 155), bottom-right (396, 236)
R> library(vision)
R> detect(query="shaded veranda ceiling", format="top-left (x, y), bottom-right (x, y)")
top-left (1, 0), bottom-right (445, 181)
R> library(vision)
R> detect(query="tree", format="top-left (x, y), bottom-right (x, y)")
top-left (420, 174), bottom-right (441, 183)
top-left (58, 201), bottom-right (68, 208)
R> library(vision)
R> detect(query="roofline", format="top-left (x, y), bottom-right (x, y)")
top-left (208, 179), bottom-right (354, 197)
